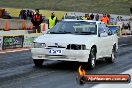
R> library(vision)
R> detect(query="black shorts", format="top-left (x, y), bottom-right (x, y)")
top-left (33, 26), bottom-right (41, 33)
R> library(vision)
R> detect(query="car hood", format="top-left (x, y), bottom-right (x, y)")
top-left (34, 34), bottom-right (97, 46)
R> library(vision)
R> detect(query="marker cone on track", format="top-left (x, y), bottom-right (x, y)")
top-left (5, 20), bottom-right (9, 31)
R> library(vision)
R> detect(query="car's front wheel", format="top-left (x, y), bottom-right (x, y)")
top-left (88, 48), bottom-right (96, 69)
top-left (33, 59), bottom-right (44, 67)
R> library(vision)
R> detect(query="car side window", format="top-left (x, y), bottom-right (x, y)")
top-left (102, 23), bottom-right (112, 36)
top-left (106, 28), bottom-right (113, 35)
top-left (101, 23), bottom-right (110, 35)
top-left (98, 23), bottom-right (105, 34)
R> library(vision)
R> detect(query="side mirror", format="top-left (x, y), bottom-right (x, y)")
top-left (99, 32), bottom-right (108, 37)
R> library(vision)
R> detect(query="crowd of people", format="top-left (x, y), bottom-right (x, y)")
top-left (81, 13), bottom-right (111, 24)
top-left (21, 9), bottom-right (58, 33)
top-left (19, 9), bottom-right (34, 20)
top-left (18, 9), bottom-right (131, 33)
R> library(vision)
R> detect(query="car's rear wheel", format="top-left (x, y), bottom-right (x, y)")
top-left (106, 46), bottom-right (116, 63)
top-left (88, 48), bottom-right (96, 69)
top-left (33, 59), bottom-right (44, 67)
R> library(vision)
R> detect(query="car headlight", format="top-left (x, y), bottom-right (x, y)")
top-left (33, 42), bottom-right (46, 48)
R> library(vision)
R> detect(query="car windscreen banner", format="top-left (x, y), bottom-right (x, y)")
top-left (0, 36), bottom-right (3, 50)
top-left (2, 35), bottom-right (24, 50)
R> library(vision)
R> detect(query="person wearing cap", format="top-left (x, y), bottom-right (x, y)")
top-left (48, 12), bottom-right (57, 29)
top-left (100, 14), bottom-right (109, 24)
top-left (31, 9), bottom-right (43, 33)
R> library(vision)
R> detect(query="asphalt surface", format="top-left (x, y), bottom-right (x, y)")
top-left (0, 36), bottom-right (132, 88)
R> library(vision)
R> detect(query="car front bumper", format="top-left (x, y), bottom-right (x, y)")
top-left (31, 48), bottom-right (90, 62)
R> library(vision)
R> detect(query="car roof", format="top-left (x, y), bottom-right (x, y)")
top-left (62, 19), bottom-right (101, 24)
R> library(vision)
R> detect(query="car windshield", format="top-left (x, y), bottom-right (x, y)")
top-left (65, 16), bottom-right (77, 19)
top-left (47, 21), bottom-right (97, 35)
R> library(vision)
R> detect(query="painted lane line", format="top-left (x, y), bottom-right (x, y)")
top-left (0, 49), bottom-right (30, 54)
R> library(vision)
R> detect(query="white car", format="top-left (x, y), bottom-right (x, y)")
top-left (31, 20), bottom-right (118, 69)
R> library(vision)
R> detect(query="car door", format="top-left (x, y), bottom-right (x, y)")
top-left (97, 23), bottom-right (108, 58)
top-left (102, 23), bottom-right (113, 56)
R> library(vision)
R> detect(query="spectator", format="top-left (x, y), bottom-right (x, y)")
top-left (31, 9), bottom-right (43, 33)
top-left (100, 14), bottom-right (109, 24)
top-left (86, 14), bottom-right (90, 20)
top-left (95, 14), bottom-right (99, 21)
top-left (127, 23), bottom-right (130, 30)
top-left (19, 9), bottom-right (23, 19)
top-left (130, 7), bottom-right (132, 14)
top-left (48, 12), bottom-right (57, 29)
top-left (107, 14), bottom-right (110, 19)
top-left (30, 11), bottom-right (34, 18)
top-left (23, 10), bottom-right (27, 20)
top-left (129, 16), bottom-right (132, 21)
top-left (120, 16), bottom-right (122, 21)
top-left (62, 13), bottom-right (68, 19)
top-left (82, 14), bottom-right (88, 20)
top-left (27, 10), bottom-right (31, 20)
top-left (116, 16), bottom-right (120, 21)
top-left (90, 13), bottom-right (94, 20)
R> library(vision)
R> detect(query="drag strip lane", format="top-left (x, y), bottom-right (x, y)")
top-left (0, 46), bottom-right (132, 88)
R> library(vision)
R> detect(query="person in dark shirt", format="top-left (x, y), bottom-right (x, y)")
top-left (27, 10), bottom-right (31, 20)
top-left (90, 13), bottom-right (94, 20)
top-left (107, 14), bottom-right (111, 19)
top-left (130, 7), bottom-right (132, 14)
top-left (23, 10), bottom-right (27, 20)
top-left (31, 9), bottom-right (43, 33)
top-left (95, 14), bottom-right (99, 21)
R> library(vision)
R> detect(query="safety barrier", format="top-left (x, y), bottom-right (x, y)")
top-left (0, 19), bottom-right (48, 33)
top-left (0, 19), bottom-right (33, 30)
top-left (0, 33), bottom-right (42, 50)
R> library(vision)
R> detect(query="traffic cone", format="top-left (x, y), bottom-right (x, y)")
top-left (5, 20), bottom-right (9, 31)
